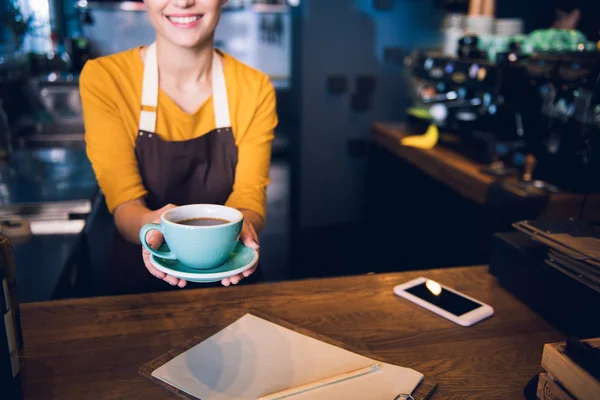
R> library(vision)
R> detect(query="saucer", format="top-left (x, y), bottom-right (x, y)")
top-left (150, 241), bottom-right (258, 283)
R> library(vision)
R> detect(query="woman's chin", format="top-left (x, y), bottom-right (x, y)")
top-left (163, 35), bottom-right (211, 49)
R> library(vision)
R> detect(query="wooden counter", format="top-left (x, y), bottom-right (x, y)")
top-left (372, 122), bottom-right (600, 220)
top-left (20, 266), bottom-right (563, 399)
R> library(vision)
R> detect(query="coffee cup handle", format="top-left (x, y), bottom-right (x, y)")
top-left (139, 223), bottom-right (177, 260)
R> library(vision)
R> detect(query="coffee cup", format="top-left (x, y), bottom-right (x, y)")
top-left (139, 204), bottom-right (243, 270)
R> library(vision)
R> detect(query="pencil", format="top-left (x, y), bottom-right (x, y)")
top-left (257, 363), bottom-right (381, 400)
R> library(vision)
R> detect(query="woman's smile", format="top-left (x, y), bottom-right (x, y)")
top-left (164, 13), bottom-right (204, 29)
top-left (142, 0), bottom-right (225, 47)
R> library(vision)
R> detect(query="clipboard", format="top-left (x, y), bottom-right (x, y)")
top-left (138, 311), bottom-right (438, 399)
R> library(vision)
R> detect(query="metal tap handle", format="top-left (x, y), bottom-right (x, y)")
top-left (522, 154), bottom-right (536, 182)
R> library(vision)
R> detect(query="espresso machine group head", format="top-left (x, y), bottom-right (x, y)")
top-left (404, 50), bottom-right (537, 166)
top-left (528, 51), bottom-right (600, 192)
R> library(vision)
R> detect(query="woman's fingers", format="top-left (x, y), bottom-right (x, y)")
top-left (142, 248), bottom-right (167, 279)
top-left (162, 274), bottom-right (180, 286)
top-left (222, 273), bottom-right (242, 286)
top-left (242, 264), bottom-right (257, 277)
top-left (240, 221), bottom-right (259, 250)
top-left (248, 222), bottom-right (259, 243)
top-left (146, 229), bottom-right (163, 249)
top-left (143, 229), bottom-right (187, 288)
top-left (222, 221), bottom-right (260, 286)
top-left (229, 274), bottom-right (242, 285)
top-left (221, 261), bottom-right (257, 286)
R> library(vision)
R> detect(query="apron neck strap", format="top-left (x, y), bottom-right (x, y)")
top-left (211, 53), bottom-right (231, 129)
top-left (139, 43), bottom-right (158, 132)
top-left (139, 42), bottom-right (231, 133)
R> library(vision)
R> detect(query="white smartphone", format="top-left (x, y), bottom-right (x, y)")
top-left (393, 277), bottom-right (494, 327)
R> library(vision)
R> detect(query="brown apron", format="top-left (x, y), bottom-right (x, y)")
top-left (108, 43), bottom-right (254, 295)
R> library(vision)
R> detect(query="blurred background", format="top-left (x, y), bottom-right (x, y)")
top-left (0, 0), bottom-right (599, 307)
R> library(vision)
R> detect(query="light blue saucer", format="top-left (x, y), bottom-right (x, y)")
top-left (149, 241), bottom-right (258, 283)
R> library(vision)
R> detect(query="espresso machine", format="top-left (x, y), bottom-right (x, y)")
top-left (527, 51), bottom-right (600, 193)
top-left (405, 42), bottom-right (600, 193)
top-left (404, 47), bottom-right (538, 168)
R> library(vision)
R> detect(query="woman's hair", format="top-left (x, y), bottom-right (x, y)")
top-left (528, 0), bottom-right (599, 41)
top-left (552, 0), bottom-right (581, 13)
top-left (532, 0), bottom-right (580, 32)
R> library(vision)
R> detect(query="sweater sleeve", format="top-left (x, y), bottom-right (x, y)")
top-left (225, 75), bottom-right (277, 220)
top-left (80, 60), bottom-right (148, 213)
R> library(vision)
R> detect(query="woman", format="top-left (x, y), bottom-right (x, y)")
top-left (546, 0), bottom-right (581, 31)
top-left (79, 0), bottom-right (277, 294)
top-left (532, 0), bottom-right (600, 42)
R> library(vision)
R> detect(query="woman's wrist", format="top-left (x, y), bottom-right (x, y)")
top-left (114, 199), bottom-right (154, 244)
top-left (239, 209), bottom-right (265, 235)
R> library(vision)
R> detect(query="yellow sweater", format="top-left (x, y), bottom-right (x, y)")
top-left (80, 46), bottom-right (277, 219)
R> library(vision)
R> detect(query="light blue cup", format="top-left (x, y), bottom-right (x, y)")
top-left (139, 204), bottom-right (243, 270)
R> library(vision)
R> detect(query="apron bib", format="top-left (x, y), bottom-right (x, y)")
top-left (109, 43), bottom-right (239, 294)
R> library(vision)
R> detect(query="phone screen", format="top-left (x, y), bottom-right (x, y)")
top-left (405, 280), bottom-right (481, 316)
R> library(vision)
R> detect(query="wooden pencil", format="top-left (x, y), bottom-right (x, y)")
top-left (257, 363), bottom-right (381, 400)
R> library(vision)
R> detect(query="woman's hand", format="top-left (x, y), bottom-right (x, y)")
top-left (221, 217), bottom-right (260, 286)
top-left (141, 204), bottom-right (188, 288)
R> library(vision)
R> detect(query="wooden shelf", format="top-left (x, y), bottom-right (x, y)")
top-left (372, 122), bottom-right (600, 220)
top-left (372, 122), bottom-right (495, 205)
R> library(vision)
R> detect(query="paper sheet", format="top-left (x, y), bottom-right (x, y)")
top-left (152, 314), bottom-right (423, 399)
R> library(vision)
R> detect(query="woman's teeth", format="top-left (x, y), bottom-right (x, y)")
top-left (167, 15), bottom-right (201, 24)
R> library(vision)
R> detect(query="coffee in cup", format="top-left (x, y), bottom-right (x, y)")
top-left (176, 217), bottom-right (230, 227)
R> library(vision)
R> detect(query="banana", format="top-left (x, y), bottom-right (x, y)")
top-left (401, 124), bottom-right (439, 149)
top-left (406, 107), bottom-right (432, 120)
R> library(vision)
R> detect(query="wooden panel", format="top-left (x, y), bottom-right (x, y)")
top-left (19, 266), bottom-right (563, 399)
top-left (536, 373), bottom-right (575, 400)
top-left (540, 193), bottom-right (600, 221)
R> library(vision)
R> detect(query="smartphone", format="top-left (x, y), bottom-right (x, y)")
top-left (393, 277), bottom-right (494, 327)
